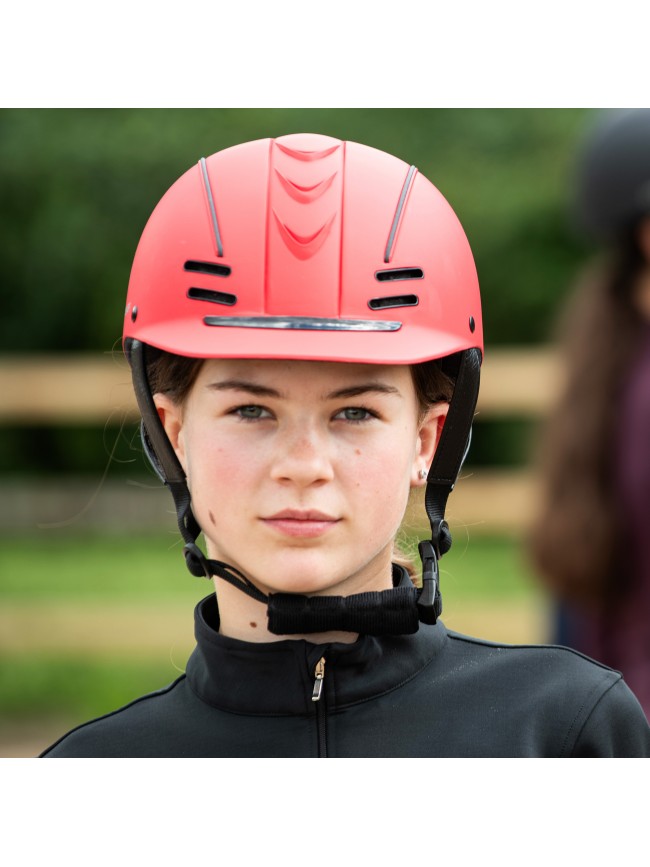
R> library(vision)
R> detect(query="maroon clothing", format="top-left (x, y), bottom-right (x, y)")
top-left (611, 328), bottom-right (650, 716)
top-left (558, 330), bottom-right (650, 718)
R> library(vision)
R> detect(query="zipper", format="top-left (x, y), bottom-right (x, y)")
top-left (312, 656), bottom-right (326, 702)
top-left (311, 655), bottom-right (327, 758)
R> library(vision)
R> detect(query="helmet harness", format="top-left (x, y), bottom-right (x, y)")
top-left (124, 134), bottom-right (483, 636)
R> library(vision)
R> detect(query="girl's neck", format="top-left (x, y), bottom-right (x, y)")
top-left (212, 579), bottom-right (360, 644)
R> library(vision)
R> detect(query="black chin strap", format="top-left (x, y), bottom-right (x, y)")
top-left (268, 565), bottom-right (420, 635)
top-left (418, 347), bottom-right (482, 623)
top-left (128, 339), bottom-right (481, 636)
top-left (182, 546), bottom-right (420, 635)
top-left (182, 542), bottom-right (268, 604)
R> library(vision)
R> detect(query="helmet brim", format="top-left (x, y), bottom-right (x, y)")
top-left (125, 320), bottom-right (481, 366)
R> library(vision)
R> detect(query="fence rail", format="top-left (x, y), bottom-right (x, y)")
top-left (0, 349), bottom-right (561, 422)
top-left (0, 350), bottom-right (559, 533)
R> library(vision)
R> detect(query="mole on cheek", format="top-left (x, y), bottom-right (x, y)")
top-left (249, 621), bottom-right (257, 629)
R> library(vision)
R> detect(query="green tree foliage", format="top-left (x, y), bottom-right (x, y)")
top-left (1, 108), bottom-right (594, 351)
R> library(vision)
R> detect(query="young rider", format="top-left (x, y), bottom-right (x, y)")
top-left (41, 133), bottom-right (650, 757)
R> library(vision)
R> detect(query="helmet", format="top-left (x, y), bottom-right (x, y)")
top-left (574, 109), bottom-right (650, 241)
top-left (124, 133), bottom-right (483, 634)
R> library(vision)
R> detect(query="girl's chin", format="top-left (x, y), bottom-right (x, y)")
top-left (257, 565), bottom-right (388, 598)
top-left (247, 562), bottom-right (362, 598)
top-left (256, 575), bottom-right (350, 597)
top-left (208, 545), bottom-right (387, 597)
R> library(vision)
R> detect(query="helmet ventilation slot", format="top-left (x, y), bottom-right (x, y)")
top-left (184, 260), bottom-right (232, 277)
top-left (368, 294), bottom-right (419, 310)
top-left (188, 287), bottom-right (237, 306)
top-left (375, 267), bottom-right (423, 282)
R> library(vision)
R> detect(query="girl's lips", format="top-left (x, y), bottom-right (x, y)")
top-left (261, 510), bottom-right (340, 538)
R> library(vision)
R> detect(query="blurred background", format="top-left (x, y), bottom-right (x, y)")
top-left (0, 108), bottom-right (603, 754)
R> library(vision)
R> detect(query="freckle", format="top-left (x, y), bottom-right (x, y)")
top-left (249, 621), bottom-right (257, 629)
top-left (209, 511), bottom-right (216, 525)
top-left (355, 449), bottom-right (361, 456)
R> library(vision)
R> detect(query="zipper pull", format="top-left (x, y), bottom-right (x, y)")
top-left (311, 656), bottom-right (326, 702)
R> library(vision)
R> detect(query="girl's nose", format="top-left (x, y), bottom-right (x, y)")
top-left (269, 426), bottom-right (335, 487)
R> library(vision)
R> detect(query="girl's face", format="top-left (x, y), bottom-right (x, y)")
top-left (155, 359), bottom-right (446, 599)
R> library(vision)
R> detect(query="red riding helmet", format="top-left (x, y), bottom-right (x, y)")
top-left (124, 133), bottom-right (483, 634)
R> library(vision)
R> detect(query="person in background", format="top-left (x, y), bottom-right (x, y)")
top-left (528, 109), bottom-right (650, 719)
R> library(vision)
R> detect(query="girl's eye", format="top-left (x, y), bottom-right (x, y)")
top-left (335, 407), bottom-right (376, 422)
top-left (233, 405), bottom-right (270, 420)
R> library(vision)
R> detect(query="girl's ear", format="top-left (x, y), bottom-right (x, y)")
top-left (153, 393), bottom-right (187, 472)
top-left (411, 402), bottom-right (449, 487)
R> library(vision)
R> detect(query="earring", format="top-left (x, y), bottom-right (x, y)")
top-left (418, 469), bottom-right (428, 480)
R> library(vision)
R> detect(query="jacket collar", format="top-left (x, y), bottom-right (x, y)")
top-left (185, 569), bottom-right (447, 716)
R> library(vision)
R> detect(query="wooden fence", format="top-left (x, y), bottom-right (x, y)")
top-left (0, 350), bottom-right (561, 533)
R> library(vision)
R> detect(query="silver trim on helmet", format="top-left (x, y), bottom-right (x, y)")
top-left (203, 315), bottom-right (402, 331)
top-left (199, 158), bottom-right (224, 258)
top-left (384, 165), bottom-right (417, 263)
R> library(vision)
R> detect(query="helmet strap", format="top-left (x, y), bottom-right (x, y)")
top-left (128, 338), bottom-right (216, 579)
top-left (419, 348), bottom-right (482, 622)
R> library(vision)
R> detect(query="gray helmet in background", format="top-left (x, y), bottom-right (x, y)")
top-left (574, 108), bottom-right (650, 242)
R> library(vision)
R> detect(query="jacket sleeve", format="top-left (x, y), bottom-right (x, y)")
top-left (571, 678), bottom-right (650, 757)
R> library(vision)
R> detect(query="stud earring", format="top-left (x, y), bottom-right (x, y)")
top-left (418, 469), bottom-right (428, 480)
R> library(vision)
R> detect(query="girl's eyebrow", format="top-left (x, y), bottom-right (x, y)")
top-left (326, 383), bottom-right (402, 399)
top-left (206, 379), bottom-right (401, 399)
top-left (206, 379), bottom-right (283, 397)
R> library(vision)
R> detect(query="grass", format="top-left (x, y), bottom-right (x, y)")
top-left (0, 530), bottom-right (547, 729)
top-left (0, 530), bottom-right (538, 601)
top-left (0, 654), bottom-right (181, 721)
top-left (0, 532), bottom-right (208, 602)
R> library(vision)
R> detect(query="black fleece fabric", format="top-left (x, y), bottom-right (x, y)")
top-left (41, 593), bottom-right (650, 757)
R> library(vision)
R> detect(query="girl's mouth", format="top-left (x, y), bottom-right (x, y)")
top-left (261, 510), bottom-right (340, 538)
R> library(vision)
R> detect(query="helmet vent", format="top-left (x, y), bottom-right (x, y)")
top-left (368, 294), bottom-right (419, 310)
top-left (375, 267), bottom-right (423, 282)
top-left (184, 260), bottom-right (232, 277)
top-left (188, 287), bottom-right (237, 306)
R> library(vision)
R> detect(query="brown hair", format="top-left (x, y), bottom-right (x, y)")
top-left (146, 349), bottom-right (454, 581)
top-left (145, 348), bottom-right (204, 405)
top-left (527, 237), bottom-right (647, 609)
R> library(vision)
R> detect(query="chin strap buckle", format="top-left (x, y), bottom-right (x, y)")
top-left (183, 542), bottom-right (212, 578)
top-left (417, 539), bottom-right (442, 625)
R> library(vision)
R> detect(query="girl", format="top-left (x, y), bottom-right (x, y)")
top-left (41, 133), bottom-right (649, 756)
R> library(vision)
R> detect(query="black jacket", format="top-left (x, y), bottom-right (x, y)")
top-left (41, 593), bottom-right (650, 757)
